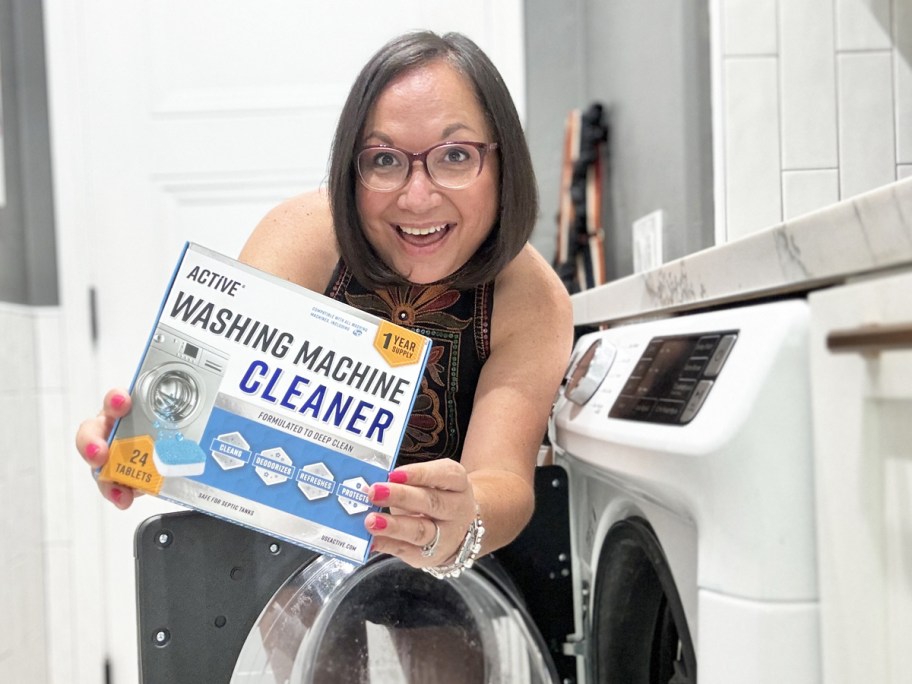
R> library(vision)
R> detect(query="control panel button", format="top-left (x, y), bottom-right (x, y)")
top-left (693, 335), bottom-right (720, 356)
top-left (668, 379), bottom-right (696, 402)
top-left (651, 399), bottom-right (686, 423)
top-left (703, 334), bottom-right (737, 378)
top-left (680, 379), bottom-right (714, 423)
top-left (632, 398), bottom-right (656, 418)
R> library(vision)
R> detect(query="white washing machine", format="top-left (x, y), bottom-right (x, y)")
top-left (550, 298), bottom-right (820, 683)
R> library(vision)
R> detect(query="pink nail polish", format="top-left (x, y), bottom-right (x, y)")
top-left (370, 515), bottom-right (388, 531)
top-left (86, 443), bottom-right (100, 460)
top-left (388, 470), bottom-right (408, 484)
top-left (372, 484), bottom-right (390, 501)
top-left (110, 488), bottom-right (123, 504)
top-left (111, 394), bottom-right (126, 410)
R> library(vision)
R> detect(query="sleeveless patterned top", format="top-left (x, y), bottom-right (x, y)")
top-left (325, 261), bottom-right (494, 466)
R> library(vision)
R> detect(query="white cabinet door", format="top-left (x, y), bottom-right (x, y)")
top-left (809, 269), bottom-right (912, 684)
top-left (45, 3), bottom-right (523, 682)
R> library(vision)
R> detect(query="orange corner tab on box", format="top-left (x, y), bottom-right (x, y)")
top-left (374, 321), bottom-right (427, 367)
top-left (99, 435), bottom-right (164, 495)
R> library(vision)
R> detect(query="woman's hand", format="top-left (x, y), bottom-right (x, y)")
top-left (364, 459), bottom-right (478, 567)
top-left (74, 388), bottom-right (139, 509)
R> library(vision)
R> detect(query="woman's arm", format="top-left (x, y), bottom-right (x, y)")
top-left (365, 244), bottom-right (574, 564)
top-left (461, 244), bottom-right (574, 551)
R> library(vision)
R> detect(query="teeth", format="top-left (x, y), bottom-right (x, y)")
top-left (398, 224), bottom-right (446, 236)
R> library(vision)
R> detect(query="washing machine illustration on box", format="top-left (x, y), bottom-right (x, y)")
top-left (551, 299), bottom-right (821, 683)
top-left (121, 323), bottom-right (229, 477)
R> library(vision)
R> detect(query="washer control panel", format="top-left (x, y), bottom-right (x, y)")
top-left (609, 331), bottom-right (737, 425)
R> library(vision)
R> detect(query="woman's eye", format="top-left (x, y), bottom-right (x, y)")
top-left (373, 152), bottom-right (400, 168)
top-left (443, 148), bottom-right (470, 163)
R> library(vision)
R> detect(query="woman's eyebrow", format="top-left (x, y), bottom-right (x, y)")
top-left (441, 122), bottom-right (474, 139)
top-left (362, 131), bottom-right (395, 145)
top-left (362, 122), bottom-right (477, 146)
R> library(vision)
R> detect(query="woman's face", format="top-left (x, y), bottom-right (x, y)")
top-left (355, 61), bottom-right (500, 285)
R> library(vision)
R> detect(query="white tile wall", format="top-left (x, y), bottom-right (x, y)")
top-left (779, 0), bottom-right (838, 169)
top-left (0, 303), bottom-right (50, 683)
top-left (838, 51), bottom-right (897, 198)
top-left (723, 0), bottom-right (778, 55)
top-left (836, 0), bottom-right (893, 50)
top-left (723, 56), bottom-right (783, 239)
top-left (896, 0), bottom-right (912, 164)
top-left (716, 0), bottom-right (908, 242)
top-left (783, 169), bottom-right (840, 219)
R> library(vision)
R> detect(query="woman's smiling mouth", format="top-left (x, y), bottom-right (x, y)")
top-left (397, 223), bottom-right (449, 236)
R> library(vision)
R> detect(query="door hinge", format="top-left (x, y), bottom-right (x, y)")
top-left (89, 286), bottom-right (98, 345)
top-left (562, 634), bottom-right (586, 657)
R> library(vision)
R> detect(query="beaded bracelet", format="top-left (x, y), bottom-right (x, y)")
top-left (421, 511), bottom-right (485, 580)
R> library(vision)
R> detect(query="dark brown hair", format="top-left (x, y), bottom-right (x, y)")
top-left (328, 31), bottom-right (538, 290)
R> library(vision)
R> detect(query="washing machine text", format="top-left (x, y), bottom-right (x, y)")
top-left (293, 340), bottom-right (411, 405)
top-left (240, 360), bottom-right (395, 445)
top-left (168, 291), bottom-right (294, 358)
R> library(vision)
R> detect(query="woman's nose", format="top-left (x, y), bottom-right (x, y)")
top-left (397, 163), bottom-right (442, 212)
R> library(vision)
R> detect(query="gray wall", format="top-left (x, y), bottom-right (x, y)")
top-left (0, 0), bottom-right (57, 306)
top-left (524, 0), bottom-right (588, 264)
top-left (525, 0), bottom-right (714, 280)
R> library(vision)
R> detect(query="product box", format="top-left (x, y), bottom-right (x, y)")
top-left (99, 242), bottom-right (432, 564)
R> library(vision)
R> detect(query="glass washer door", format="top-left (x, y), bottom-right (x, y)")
top-left (231, 555), bottom-right (558, 684)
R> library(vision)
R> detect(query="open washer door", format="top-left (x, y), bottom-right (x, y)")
top-left (135, 511), bottom-right (562, 684)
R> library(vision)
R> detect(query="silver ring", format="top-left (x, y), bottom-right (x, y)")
top-left (421, 520), bottom-right (441, 557)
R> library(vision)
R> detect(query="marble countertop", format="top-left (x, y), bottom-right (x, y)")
top-left (572, 177), bottom-right (912, 326)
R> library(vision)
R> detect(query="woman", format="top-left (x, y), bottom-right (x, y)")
top-left (76, 30), bottom-right (572, 576)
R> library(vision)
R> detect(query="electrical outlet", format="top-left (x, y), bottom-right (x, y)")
top-left (633, 210), bottom-right (664, 273)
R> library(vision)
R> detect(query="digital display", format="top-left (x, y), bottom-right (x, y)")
top-left (610, 331), bottom-right (737, 425)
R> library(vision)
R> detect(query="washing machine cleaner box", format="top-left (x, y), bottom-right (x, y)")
top-left (99, 242), bottom-right (432, 564)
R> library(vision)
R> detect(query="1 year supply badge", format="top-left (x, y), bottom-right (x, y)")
top-left (375, 322), bottom-right (427, 367)
top-left (98, 242), bottom-right (432, 564)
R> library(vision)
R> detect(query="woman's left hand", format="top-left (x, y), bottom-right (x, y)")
top-left (365, 459), bottom-right (477, 567)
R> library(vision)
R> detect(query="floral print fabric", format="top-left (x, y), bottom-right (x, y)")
top-left (326, 262), bottom-right (492, 466)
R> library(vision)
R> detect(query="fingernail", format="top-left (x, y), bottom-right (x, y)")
top-left (86, 443), bottom-right (100, 460)
top-left (111, 394), bottom-right (126, 410)
top-left (369, 515), bottom-right (388, 531)
top-left (372, 484), bottom-right (390, 501)
top-left (110, 487), bottom-right (123, 505)
top-left (388, 470), bottom-right (408, 484)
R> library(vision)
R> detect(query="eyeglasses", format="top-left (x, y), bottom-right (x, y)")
top-left (356, 141), bottom-right (498, 192)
